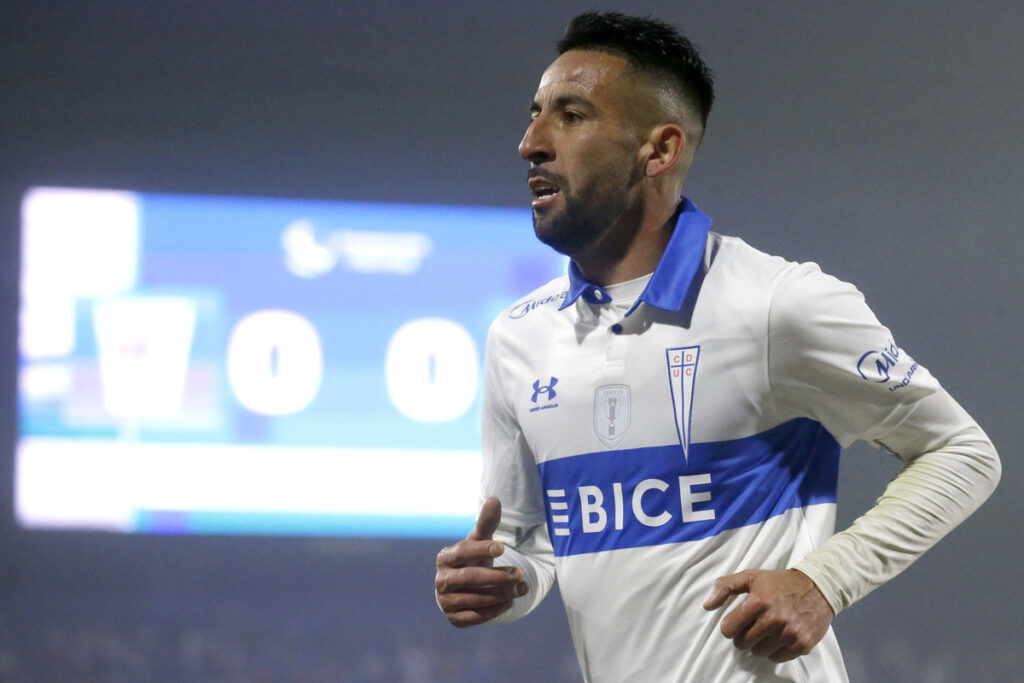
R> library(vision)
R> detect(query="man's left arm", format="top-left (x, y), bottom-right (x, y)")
top-left (703, 264), bottom-right (1001, 662)
top-left (791, 389), bottom-right (1000, 617)
top-left (704, 388), bottom-right (999, 661)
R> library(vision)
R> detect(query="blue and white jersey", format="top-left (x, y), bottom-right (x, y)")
top-left (480, 198), bottom-right (952, 682)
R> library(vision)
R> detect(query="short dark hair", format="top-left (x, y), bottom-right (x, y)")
top-left (558, 11), bottom-right (714, 133)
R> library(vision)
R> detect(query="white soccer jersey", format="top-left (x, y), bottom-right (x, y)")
top-left (478, 198), bottom-right (998, 682)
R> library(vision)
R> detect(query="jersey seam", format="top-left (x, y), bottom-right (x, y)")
top-left (764, 264), bottom-right (800, 423)
top-left (490, 324), bottom-right (516, 419)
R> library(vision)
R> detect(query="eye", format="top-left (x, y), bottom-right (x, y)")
top-left (562, 110), bottom-right (584, 124)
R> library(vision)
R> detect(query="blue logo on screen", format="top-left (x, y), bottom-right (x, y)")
top-left (532, 377), bottom-right (558, 403)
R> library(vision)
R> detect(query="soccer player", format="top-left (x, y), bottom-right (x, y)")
top-left (434, 11), bottom-right (1000, 682)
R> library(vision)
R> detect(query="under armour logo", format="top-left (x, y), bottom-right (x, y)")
top-left (531, 377), bottom-right (558, 403)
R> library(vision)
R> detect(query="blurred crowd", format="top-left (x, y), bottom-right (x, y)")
top-left (2, 602), bottom-right (1020, 682)
top-left (0, 578), bottom-right (582, 682)
top-left (0, 536), bottom-right (1018, 683)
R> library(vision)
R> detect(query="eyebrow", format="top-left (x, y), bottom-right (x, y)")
top-left (529, 94), bottom-right (596, 114)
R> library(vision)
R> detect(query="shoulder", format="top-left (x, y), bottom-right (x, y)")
top-left (708, 232), bottom-right (856, 302)
top-left (707, 232), bottom-right (805, 288)
top-left (771, 261), bottom-right (871, 335)
top-left (702, 232), bottom-right (822, 321)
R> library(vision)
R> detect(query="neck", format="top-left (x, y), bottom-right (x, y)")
top-left (572, 193), bottom-right (681, 287)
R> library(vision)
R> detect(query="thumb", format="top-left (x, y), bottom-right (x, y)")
top-left (467, 497), bottom-right (502, 542)
top-left (703, 570), bottom-right (754, 610)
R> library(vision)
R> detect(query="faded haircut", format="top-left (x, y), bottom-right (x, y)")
top-left (558, 11), bottom-right (714, 143)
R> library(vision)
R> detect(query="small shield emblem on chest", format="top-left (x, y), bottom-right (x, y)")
top-left (594, 384), bottom-right (631, 448)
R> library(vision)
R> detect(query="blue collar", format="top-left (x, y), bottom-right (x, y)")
top-left (558, 197), bottom-right (711, 316)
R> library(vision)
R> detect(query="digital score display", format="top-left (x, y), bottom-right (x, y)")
top-left (16, 187), bottom-right (563, 537)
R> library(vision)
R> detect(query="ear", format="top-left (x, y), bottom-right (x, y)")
top-left (642, 124), bottom-right (686, 178)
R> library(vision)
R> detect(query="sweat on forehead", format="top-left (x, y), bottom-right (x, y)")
top-left (538, 50), bottom-right (629, 91)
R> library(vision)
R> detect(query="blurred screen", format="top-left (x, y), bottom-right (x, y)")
top-left (16, 186), bottom-right (561, 537)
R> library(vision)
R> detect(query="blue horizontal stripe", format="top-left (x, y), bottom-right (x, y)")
top-left (536, 418), bottom-right (839, 557)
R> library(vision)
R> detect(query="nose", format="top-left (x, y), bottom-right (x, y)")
top-left (518, 117), bottom-right (553, 164)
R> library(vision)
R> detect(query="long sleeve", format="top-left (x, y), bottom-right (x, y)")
top-left (793, 390), bottom-right (1000, 615)
top-left (767, 263), bottom-right (1001, 615)
top-left (479, 324), bottom-right (557, 622)
top-left (490, 518), bottom-right (557, 623)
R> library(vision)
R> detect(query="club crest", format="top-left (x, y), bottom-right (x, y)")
top-left (667, 346), bottom-right (700, 460)
top-left (593, 384), bottom-right (631, 448)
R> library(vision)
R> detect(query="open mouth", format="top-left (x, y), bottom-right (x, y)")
top-left (532, 182), bottom-right (558, 196)
top-left (528, 176), bottom-right (561, 205)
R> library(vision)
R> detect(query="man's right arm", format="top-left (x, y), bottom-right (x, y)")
top-left (435, 497), bottom-right (531, 627)
top-left (435, 496), bottom-right (557, 627)
top-left (436, 324), bottom-right (557, 626)
top-left (486, 509), bottom-right (556, 624)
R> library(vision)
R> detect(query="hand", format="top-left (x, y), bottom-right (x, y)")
top-left (435, 497), bottom-right (530, 627)
top-left (702, 569), bottom-right (834, 663)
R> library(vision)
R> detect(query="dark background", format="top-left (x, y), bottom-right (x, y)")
top-left (1, 1), bottom-right (1021, 680)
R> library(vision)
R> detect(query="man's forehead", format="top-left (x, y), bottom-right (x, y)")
top-left (536, 49), bottom-right (629, 97)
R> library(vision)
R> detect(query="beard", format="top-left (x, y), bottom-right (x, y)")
top-left (532, 181), bottom-right (630, 257)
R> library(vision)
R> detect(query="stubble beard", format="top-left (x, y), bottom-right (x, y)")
top-left (533, 187), bottom-right (628, 257)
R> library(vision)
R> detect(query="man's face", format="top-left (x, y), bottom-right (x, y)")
top-left (519, 50), bottom-right (646, 256)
